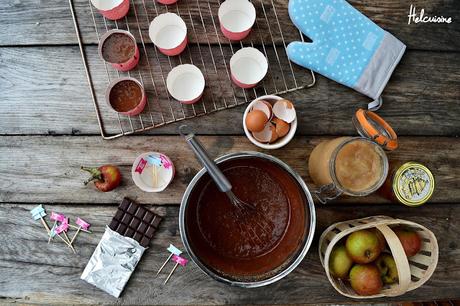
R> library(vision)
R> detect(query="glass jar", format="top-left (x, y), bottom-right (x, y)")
top-left (308, 109), bottom-right (398, 203)
top-left (378, 161), bottom-right (435, 207)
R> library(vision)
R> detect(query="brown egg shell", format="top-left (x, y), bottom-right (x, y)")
top-left (245, 109), bottom-right (268, 132)
top-left (272, 117), bottom-right (290, 138)
top-left (252, 122), bottom-right (278, 143)
top-left (273, 99), bottom-right (296, 123)
top-left (252, 100), bottom-right (272, 120)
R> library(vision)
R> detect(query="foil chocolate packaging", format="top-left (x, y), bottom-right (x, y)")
top-left (81, 227), bottom-right (145, 298)
top-left (81, 198), bottom-right (162, 297)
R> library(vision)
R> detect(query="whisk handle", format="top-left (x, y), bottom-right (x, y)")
top-left (180, 125), bottom-right (232, 193)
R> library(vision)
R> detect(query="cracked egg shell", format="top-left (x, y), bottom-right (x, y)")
top-left (252, 122), bottom-right (278, 143)
top-left (245, 109), bottom-right (268, 132)
top-left (272, 118), bottom-right (290, 138)
top-left (273, 99), bottom-right (296, 123)
top-left (252, 100), bottom-right (272, 120)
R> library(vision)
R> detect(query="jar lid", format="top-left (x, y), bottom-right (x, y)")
top-left (353, 109), bottom-right (398, 151)
top-left (393, 162), bottom-right (435, 207)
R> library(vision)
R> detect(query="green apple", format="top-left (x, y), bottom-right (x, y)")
top-left (376, 253), bottom-right (399, 284)
top-left (346, 230), bottom-right (382, 264)
top-left (329, 245), bottom-right (353, 279)
top-left (393, 227), bottom-right (422, 257)
top-left (349, 264), bottom-right (383, 296)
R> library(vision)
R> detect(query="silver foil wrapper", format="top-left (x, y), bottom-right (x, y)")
top-left (81, 226), bottom-right (145, 298)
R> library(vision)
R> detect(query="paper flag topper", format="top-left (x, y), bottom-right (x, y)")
top-left (76, 217), bottom-right (91, 230)
top-left (172, 254), bottom-right (188, 267)
top-left (50, 212), bottom-right (66, 222)
top-left (30, 205), bottom-right (47, 221)
top-left (167, 244), bottom-right (182, 256)
top-left (49, 224), bottom-right (58, 238)
top-left (157, 244), bottom-right (182, 275)
top-left (164, 254), bottom-right (188, 284)
top-left (55, 222), bottom-right (69, 235)
top-left (70, 217), bottom-right (91, 246)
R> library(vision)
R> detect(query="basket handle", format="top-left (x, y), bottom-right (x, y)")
top-left (375, 224), bottom-right (411, 296)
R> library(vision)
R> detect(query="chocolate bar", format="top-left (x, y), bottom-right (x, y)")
top-left (109, 197), bottom-right (162, 247)
top-left (81, 197), bottom-right (162, 298)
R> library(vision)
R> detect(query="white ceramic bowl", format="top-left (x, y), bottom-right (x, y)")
top-left (131, 152), bottom-right (175, 192)
top-left (243, 95), bottom-right (297, 150)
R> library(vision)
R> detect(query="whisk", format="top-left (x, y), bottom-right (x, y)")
top-left (179, 125), bottom-right (272, 245)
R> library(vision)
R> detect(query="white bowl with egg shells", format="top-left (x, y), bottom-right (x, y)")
top-left (243, 95), bottom-right (297, 150)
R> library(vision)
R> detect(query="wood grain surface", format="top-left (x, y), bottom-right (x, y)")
top-left (1, 0), bottom-right (459, 304)
top-left (0, 47), bottom-right (459, 136)
top-left (1, 203), bottom-right (459, 305)
top-left (1, 0), bottom-right (459, 50)
top-left (0, 135), bottom-right (458, 204)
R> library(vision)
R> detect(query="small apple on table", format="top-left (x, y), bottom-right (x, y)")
top-left (328, 227), bottom-right (422, 296)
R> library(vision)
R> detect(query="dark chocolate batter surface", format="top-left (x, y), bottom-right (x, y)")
top-left (102, 33), bottom-right (135, 64)
top-left (185, 157), bottom-right (308, 280)
top-left (109, 80), bottom-right (142, 112)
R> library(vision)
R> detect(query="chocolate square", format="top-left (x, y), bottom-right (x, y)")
top-left (127, 203), bottom-right (137, 214)
top-left (145, 226), bottom-right (156, 239)
top-left (120, 198), bottom-right (130, 211)
top-left (109, 219), bottom-right (119, 231)
top-left (116, 223), bottom-right (127, 233)
top-left (143, 211), bottom-right (154, 223)
top-left (135, 209), bottom-right (146, 220)
top-left (130, 218), bottom-right (140, 229)
top-left (121, 214), bottom-right (132, 225)
top-left (138, 223), bottom-right (147, 233)
top-left (151, 216), bottom-right (161, 228)
top-left (133, 232), bottom-right (143, 241)
top-left (126, 228), bottom-right (135, 237)
top-left (114, 210), bottom-right (124, 220)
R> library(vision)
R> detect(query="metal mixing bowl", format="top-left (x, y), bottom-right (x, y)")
top-left (179, 151), bottom-right (316, 288)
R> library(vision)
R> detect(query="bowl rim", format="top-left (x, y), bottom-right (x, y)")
top-left (179, 151), bottom-right (316, 288)
top-left (243, 95), bottom-right (297, 150)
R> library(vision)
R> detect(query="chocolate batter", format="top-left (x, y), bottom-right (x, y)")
top-left (109, 80), bottom-right (142, 112)
top-left (185, 157), bottom-right (308, 280)
top-left (102, 33), bottom-right (135, 64)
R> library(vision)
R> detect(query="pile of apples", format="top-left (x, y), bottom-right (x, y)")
top-left (328, 227), bottom-right (422, 296)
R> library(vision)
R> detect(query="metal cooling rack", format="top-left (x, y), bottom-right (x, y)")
top-left (69, 0), bottom-right (315, 139)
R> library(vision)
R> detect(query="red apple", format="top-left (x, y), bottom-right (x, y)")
top-left (349, 264), bottom-right (383, 296)
top-left (393, 227), bottom-right (422, 257)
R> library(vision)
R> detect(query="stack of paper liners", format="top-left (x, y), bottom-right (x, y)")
top-left (81, 198), bottom-right (162, 297)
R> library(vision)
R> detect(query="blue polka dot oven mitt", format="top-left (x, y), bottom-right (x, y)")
top-left (287, 0), bottom-right (406, 109)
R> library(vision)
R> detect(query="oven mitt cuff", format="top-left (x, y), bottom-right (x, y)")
top-left (286, 0), bottom-right (406, 103)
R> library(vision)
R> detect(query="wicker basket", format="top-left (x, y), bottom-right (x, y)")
top-left (318, 216), bottom-right (438, 298)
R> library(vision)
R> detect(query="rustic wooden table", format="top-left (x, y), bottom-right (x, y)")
top-left (1, 0), bottom-right (459, 304)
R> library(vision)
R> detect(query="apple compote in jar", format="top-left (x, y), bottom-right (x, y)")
top-left (308, 109), bottom-right (398, 203)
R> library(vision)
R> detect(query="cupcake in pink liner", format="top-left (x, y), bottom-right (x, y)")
top-left (149, 13), bottom-right (187, 56)
top-left (230, 47), bottom-right (268, 88)
top-left (218, 0), bottom-right (256, 41)
top-left (105, 77), bottom-right (147, 116)
top-left (90, 0), bottom-right (130, 20)
top-left (167, 64), bottom-right (205, 104)
top-left (132, 152), bottom-right (175, 193)
top-left (98, 29), bottom-right (140, 72)
top-left (156, 0), bottom-right (179, 4)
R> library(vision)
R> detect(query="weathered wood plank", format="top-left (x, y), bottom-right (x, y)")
top-left (1, 0), bottom-right (459, 51)
top-left (0, 46), bottom-right (459, 136)
top-left (1, 203), bottom-right (459, 304)
top-left (0, 135), bottom-right (458, 205)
